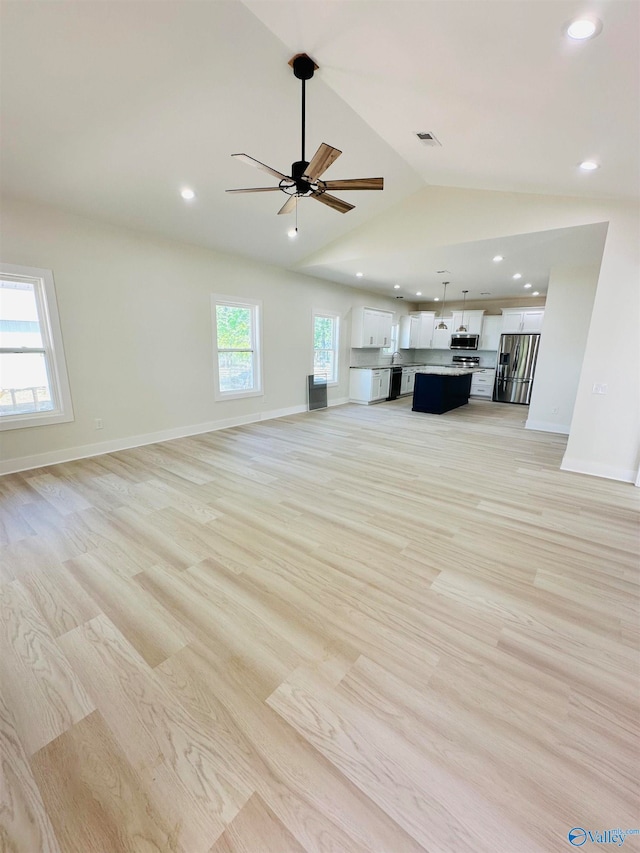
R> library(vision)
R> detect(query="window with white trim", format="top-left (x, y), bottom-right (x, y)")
top-left (313, 312), bottom-right (339, 385)
top-left (212, 295), bottom-right (262, 399)
top-left (0, 263), bottom-right (74, 430)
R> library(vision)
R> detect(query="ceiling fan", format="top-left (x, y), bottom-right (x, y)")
top-left (226, 53), bottom-right (384, 215)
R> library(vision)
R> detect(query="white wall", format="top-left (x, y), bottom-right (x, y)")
top-left (0, 198), bottom-right (409, 473)
top-left (526, 265), bottom-right (600, 435)
top-left (303, 185), bottom-right (640, 482)
top-left (562, 213), bottom-right (640, 482)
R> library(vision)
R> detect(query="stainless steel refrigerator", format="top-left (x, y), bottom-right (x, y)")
top-left (494, 333), bottom-right (540, 404)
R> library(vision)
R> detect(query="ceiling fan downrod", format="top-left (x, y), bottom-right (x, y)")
top-left (291, 54), bottom-right (317, 193)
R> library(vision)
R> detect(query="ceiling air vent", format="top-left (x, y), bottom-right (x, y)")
top-left (416, 132), bottom-right (441, 146)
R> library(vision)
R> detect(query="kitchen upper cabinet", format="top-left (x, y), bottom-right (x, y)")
top-left (479, 314), bottom-right (502, 350)
top-left (399, 312), bottom-right (436, 349)
top-left (399, 314), bottom-right (419, 348)
top-left (416, 311), bottom-right (436, 348)
top-left (451, 310), bottom-right (484, 335)
top-left (521, 309), bottom-right (545, 332)
top-left (501, 308), bottom-right (545, 334)
top-left (431, 317), bottom-right (453, 349)
top-left (349, 368), bottom-right (391, 403)
top-left (351, 307), bottom-right (394, 348)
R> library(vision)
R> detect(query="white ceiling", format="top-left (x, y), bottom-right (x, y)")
top-left (300, 221), bottom-right (610, 302)
top-left (1, 1), bottom-right (638, 299)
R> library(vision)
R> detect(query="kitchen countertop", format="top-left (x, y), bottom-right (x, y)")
top-left (350, 364), bottom-right (478, 374)
top-left (416, 367), bottom-right (475, 376)
top-left (349, 363), bottom-right (429, 369)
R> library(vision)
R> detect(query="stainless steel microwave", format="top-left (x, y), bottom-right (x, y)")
top-left (450, 333), bottom-right (480, 350)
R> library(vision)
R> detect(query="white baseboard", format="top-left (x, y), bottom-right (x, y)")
top-left (0, 403), bottom-right (316, 475)
top-left (525, 419), bottom-right (570, 435)
top-left (560, 456), bottom-right (637, 484)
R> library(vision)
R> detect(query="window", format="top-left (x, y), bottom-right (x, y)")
top-left (313, 312), bottom-right (339, 385)
top-left (212, 295), bottom-right (262, 399)
top-left (0, 263), bottom-right (73, 430)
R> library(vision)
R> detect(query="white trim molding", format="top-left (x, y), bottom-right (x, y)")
top-left (560, 456), bottom-right (637, 484)
top-left (0, 403), bottom-right (342, 475)
top-left (525, 419), bottom-right (571, 435)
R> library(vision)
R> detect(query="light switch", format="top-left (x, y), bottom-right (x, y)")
top-left (592, 383), bottom-right (608, 395)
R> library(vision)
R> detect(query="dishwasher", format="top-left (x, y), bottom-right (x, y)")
top-left (387, 366), bottom-right (403, 400)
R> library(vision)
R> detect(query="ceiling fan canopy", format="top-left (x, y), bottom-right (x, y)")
top-left (226, 54), bottom-right (384, 215)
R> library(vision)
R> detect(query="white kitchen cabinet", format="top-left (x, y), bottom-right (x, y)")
top-left (431, 317), bottom-right (453, 349)
top-left (416, 312), bottom-right (436, 348)
top-left (479, 314), bottom-right (502, 350)
top-left (399, 314), bottom-right (419, 348)
top-left (349, 368), bottom-right (391, 403)
top-left (521, 309), bottom-right (545, 333)
top-left (451, 310), bottom-right (484, 335)
top-left (501, 308), bottom-right (545, 334)
top-left (399, 312), bottom-right (435, 349)
top-left (400, 365), bottom-right (418, 396)
top-left (351, 307), bottom-right (394, 348)
top-left (470, 367), bottom-right (496, 399)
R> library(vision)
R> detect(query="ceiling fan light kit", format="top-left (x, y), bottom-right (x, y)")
top-left (226, 54), bottom-right (384, 221)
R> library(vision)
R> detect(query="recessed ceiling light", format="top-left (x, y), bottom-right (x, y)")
top-left (393, 284), bottom-right (400, 290)
top-left (287, 228), bottom-right (298, 239)
top-left (493, 255), bottom-right (503, 262)
top-left (180, 187), bottom-right (196, 200)
top-left (513, 273), bottom-right (522, 280)
top-left (433, 297), bottom-right (440, 302)
top-left (579, 160), bottom-right (600, 171)
top-left (524, 283), bottom-right (532, 289)
top-left (566, 17), bottom-right (602, 40)
top-left (416, 291), bottom-right (422, 296)
top-left (356, 272), bottom-right (364, 277)
top-left (532, 291), bottom-right (540, 296)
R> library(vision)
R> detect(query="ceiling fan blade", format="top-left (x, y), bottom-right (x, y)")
top-left (231, 153), bottom-right (290, 182)
top-left (304, 143), bottom-right (342, 181)
top-left (277, 195), bottom-right (297, 215)
top-left (321, 178), bottom-right (384, 191)
top-left (311, 191), bottom-right (354, 214)
top-left (226, 186), bottom-right (282, 193)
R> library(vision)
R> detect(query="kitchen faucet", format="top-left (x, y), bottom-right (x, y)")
top-left (391, 352), bottom-right (403, 364)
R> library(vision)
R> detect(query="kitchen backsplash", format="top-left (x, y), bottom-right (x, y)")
top-left (413, 349), bottom-right (499, 368)
top-left (350, 349), bottom-right (395, 367)
top-left (350, 348), bottom-right (498, 368)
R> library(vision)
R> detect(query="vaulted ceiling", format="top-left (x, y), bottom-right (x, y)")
top-left (1, 1), bottom-right (637, 299)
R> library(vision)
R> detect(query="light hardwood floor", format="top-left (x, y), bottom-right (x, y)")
top-left (1, 398), bottom-right (638, 852)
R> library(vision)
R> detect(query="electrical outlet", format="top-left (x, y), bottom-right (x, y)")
top-left (592, 383), bottom-right (608, 395)
top-left (94, 418), bottom-right (103, 430)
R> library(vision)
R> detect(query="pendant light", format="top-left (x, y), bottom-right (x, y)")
top-left (457, 290), bottom-right (469, 331)
top-left (436, 282), bottom-right (449, 330)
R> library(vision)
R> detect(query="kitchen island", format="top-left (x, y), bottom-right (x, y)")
top-left (412, 368), bottom-right (474, 414)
